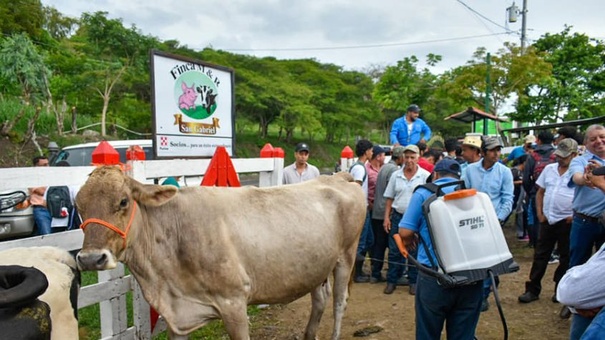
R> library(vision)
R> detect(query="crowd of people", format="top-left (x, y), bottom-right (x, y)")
top-left (24, 111), bottom-right (605, 339)
top-left (283, 107), bottom-right (604, 340)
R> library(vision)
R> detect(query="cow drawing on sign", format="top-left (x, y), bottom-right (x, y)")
top-left (76, 167), bottom-right (366, 340)
top-left (196, 85), bottom-right (218, 114)
top-left (178, 82), bottom-right (197, 110)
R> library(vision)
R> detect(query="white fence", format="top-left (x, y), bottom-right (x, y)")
top-left (0, 156), bottom-right (284, 339)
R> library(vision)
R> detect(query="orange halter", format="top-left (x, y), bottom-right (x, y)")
top-left (80, 201), bottom-right (138, 249)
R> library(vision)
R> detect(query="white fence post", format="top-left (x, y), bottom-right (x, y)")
top-left (340, 145), bottom-right (354, 172)
top-left (133, 281), bottom-right (153, 339)
top-left (99, 264), bottom-right (129, 338)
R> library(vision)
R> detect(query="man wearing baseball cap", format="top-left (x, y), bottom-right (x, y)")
top-left (518, 138), bottom-right (577, 314)
top-left (370, 146), bottom-right (406, 284)
top-left (464, 136), bottom-right (514, 311)
top-left (383, 143), bottom-right (430, 294)
top-left (399, 158), bottom-right (483, 339)
top-left (282, 142), bottom-right (320, 184)
top-left (505, 134), bottom-right (536, 163)
top-left (389, 104), bottom-right (432, 147)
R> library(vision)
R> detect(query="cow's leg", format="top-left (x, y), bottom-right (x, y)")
top-left (331, 256), bottom-right (354, 340)
top-left (304, 277), bottom-right (332, 340)
top-left (220, 300), bottom-right (251, 340)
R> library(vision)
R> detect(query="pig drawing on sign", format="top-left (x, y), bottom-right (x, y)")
top-left (178, 82), bottom-right (197, 110)
top-left (196, 85), bottom-right (218, 113)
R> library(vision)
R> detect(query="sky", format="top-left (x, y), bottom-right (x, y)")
top-left (41, 0), bottom-right (604, 74)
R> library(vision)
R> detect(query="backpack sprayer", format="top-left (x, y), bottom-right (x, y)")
top-left (393, 181), bottom-right (519, 340)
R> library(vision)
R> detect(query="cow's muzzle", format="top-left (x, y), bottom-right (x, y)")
top-left (77, 249), bottom-right (117, 271)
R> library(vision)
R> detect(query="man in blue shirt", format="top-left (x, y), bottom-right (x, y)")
top-left (566, 124), bottom-right (605, 339)
top-left (464, 136), bottom-right (514, 311)
top-left (464, 138), bottom-right (514, 222)
top-left (390, 104), bottom-right (432, 147)
top-left (504, 134), bottom-right (535, 163)
top-left (399, 158), bottom-right (483, 340)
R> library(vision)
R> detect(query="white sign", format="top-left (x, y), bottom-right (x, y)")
top-left (151, 50), bottom-right (235, 158)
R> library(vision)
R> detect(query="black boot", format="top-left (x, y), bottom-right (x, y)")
top-left (354, 260), bottom-right (370, 283)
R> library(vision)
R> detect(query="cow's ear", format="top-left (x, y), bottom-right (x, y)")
top-left (130, 180), bottom-right (178, 206)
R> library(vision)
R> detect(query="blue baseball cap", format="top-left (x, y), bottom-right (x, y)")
top-left (434, 158), bottom-right (461, 177)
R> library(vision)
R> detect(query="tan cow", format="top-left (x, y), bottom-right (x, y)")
top-left (75, 166), bottom-right (365, 340)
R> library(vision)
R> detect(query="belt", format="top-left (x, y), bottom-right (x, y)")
top-left (574, 211), bottom-right (600, 223)
top-left (32, 205), bottom-right (46, 208)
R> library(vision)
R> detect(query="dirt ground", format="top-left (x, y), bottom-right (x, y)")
top-left (248, 224), bottom-right (571, 340)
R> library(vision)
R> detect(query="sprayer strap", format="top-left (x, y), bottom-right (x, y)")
top-left (417, 233), bottom-right (439, 271)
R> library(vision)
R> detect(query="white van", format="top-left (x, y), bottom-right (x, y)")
top-left (49, 139), bottom-right (201, 186)
top-left (50, 139), bottom-right (153, 166)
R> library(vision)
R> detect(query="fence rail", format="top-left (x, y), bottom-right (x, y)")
top-left (0, 156), bottom-right (284, 339)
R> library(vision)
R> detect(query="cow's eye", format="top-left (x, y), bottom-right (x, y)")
top-left (119, 198), bottom-right (128, 208)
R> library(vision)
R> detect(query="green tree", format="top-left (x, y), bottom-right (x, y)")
top-left (0, 33), bottom-right (50, 137)
top-left (234, 57), bottom-right (289, 138)
top-left (0, 0), bottom-right (45, 39)
top-left (42, 5), bottom-right (78, 39)
top-left (440, 43), bottom-right (551, 130)
top-left (72, 12), bottom-right (151, 136)
top-left (518, 27), bottom-right (605, 122)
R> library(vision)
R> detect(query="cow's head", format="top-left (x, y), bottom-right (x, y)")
top-left (76, 166), bottom-right (177, 271)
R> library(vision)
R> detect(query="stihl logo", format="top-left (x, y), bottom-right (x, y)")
top-left (459, 216), bottom-right (486, 230)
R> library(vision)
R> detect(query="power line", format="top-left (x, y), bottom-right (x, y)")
top-left (223, 32), bottom-right (512, 53)
top-left (456, 0), bottom-right (515, 33)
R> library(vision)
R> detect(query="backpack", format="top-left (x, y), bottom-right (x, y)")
top-left (407, 180), bottom-right (518, 287)
top-left (46, 186), bottom-right (73, 219)
top-left (531, 150), bottom-right (556, 186)
top-left (349, 161), bottom-right (367, 183)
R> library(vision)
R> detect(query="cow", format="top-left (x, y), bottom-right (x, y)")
top-left (0, 246), bottom-right (80, 339)
top-left (75, 166), bottom-right (366, 340)
top-left (195, 85), bottom-right (217, 113)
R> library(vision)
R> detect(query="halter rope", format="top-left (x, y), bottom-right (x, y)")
top-left (80, 201), bottom-right (138, 249)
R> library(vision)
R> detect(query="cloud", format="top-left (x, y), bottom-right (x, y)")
top-left (41, 0), bottom-right (604, 72)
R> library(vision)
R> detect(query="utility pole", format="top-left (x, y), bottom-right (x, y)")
top-left (520, 0), bottom-right (528, 51)
top-left (507, 1), bottom-right (528, 52)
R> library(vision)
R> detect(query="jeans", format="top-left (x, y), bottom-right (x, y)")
top-left (356, 209), bottom-right (374, 258)
top-left (33, 206), bottom-right (52, 235)
top-left (483, 276), bottom-right (500, 300)
top-left (415, 271), bottom-right (483, 340)
top-left (516, 209), bottom-right (528, 238)
top-left (579, 307), bottom-right (605, 339)
top-left (527, 196), bottom-right (538, 246)
top-left (571, 314), bottom-right (594, 340)
top-left (386, 212), bottom-right (418, 284)
top-left (569, 215), bottom-right (605, 268)
top-left (370, 218), bottom-right (388, 279)
top-left (387, 211), bottom-right (406, 284)
top-left (525, 219), bottom-right (571, 296)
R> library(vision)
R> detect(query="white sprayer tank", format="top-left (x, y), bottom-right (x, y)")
top-left (426, 188), bottom-right (516, 280)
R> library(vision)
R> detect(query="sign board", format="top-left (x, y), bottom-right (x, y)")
top-left (150, 50), bottom-right (235, 158)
